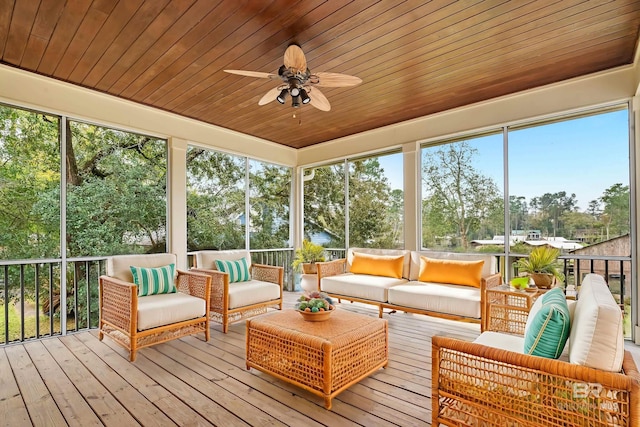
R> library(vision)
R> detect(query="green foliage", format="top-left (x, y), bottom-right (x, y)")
top-left (303, 157), bottom-right (403, 249)
top-left (515, 246), bottom-right (565, 282)
top-left (186, 149), bottom-right (292, 251)
top-left (422, 142), bottom-right (501, 249)
top-left (292, 240), bottom-right (326, 271)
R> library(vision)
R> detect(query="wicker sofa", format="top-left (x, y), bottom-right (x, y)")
top-left (316, 248), bottom-right (501, 325)
top-left (432, 273), bottom-right (640, 427)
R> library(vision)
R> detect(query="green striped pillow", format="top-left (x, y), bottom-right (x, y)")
top-left (215, 258), bottom-right (251, 283)
top-left (524, 287), bottom-right (570, 358)
top-left (130, 264), bottom-right (177, 297)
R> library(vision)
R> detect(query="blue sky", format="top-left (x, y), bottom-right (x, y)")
top-left (378, 108), bottom-right (630, 211)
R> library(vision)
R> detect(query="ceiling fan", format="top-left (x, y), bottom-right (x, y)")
top-left (224, 45), bottom-right (362, 111)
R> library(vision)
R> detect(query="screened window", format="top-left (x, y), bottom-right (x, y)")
top-left (349, 153), bottom-right (404, 249)
top-left (421, 133), bottom-right (504, 251)
top-left (66, 121), bottom-right (167, 257)
top-left (0, 105), bottom-right (60, 260)
top-left (303, 162), bottom-right (346, 248)
top-left (186, 147), bottom-right (246, 251)
top-left (249, 160), bottom-right (291, 249)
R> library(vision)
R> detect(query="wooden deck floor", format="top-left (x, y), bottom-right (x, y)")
top-left (2, 293), bottom-right (638, 427)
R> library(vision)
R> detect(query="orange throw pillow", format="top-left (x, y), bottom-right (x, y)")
top-left (419, 256), bottom-right (484, 288)
top-left (350, 252), bottom-right (405, 279)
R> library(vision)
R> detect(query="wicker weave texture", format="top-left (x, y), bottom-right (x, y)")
top-left (252, 263), bottom-right (283, 285)
top-left (485, 286), bottom-right (539, 335)
top-left (316, 259), bottom-right (346, 279)
top-left (246, 310), bottom-right (388, 409)
top-left (433, 336), bottom-right (640, 427)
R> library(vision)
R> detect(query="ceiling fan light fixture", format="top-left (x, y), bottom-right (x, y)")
top-left (276, 89), bottom-right (288, 104)
top-left (299, 88), bottom-right (310, 104)
top-left (291, 95), bottom-right (301, 108)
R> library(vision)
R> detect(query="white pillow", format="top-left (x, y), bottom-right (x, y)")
top-left (569, 274), bottom-right (624, 372)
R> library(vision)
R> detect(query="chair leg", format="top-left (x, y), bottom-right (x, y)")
top-left (129, 350), bottom-right (136, 362)
top-left (205, 325), bottom-right (210, 341)
top-left (223, 317), bottom-right (229, 333)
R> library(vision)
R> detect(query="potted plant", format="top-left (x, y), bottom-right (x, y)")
top-left (292, 240), bottom-right (326, 274)
top-left (515, 246), bottom-right (565, 289)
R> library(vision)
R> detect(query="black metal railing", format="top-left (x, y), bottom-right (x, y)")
top-left (0, 257), bottom-right (106, 345)
top-left (1, 250), bottom-right (634, 344)
top-left (507, 253), bottom-right (632, 338)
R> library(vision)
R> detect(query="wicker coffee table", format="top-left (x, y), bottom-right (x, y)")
top-left (245, 309), bottom-right (388, 409)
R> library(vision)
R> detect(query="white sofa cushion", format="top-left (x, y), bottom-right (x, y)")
top-left (195, 250), bottom-right (252, 270)
top-left (474, 331), bottom-right (524, 352)
top-left (321, 273), bottom-right (407, 302)
top-left (474, 331), bottom-right (570, 362)
top-left (347, 248), bottom-right (411, 279)
top-left (569, 273), bottom-right (624, 372)
top-left (108, 253), bottom-right (177, 283)
top-left (137, 292), bottom-right (206, 331)
top-left (388, 281), bottom-right (481, 319)
top-left (409, 251), bottom-right (495, 281)
top-left (228, 280), bottom-right (280, 309)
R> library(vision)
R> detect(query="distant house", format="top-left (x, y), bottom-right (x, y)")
top-left (569, 234), bottom-right (630, 282)
top-left (470, 232), bottom-right (583, 251)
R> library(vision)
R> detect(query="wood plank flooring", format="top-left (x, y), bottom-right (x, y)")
top-left (2, 293), bottom-right (639, 427)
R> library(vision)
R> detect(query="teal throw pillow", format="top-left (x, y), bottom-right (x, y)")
top-left (524, 287), bottom-right (570, 358)
top-left (215, 258), bottom-right (251, 283)
top-left (130, 264), bottom-right (177, 297)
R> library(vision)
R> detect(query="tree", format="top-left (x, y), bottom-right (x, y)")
top-left (303, 163), bottom-right (346, 247)
top-left (0, 107), bottom-right (60, 260)
top-left (187, 149), bottom-right (246, 250)
top-left (529, 191), bottom-right (577, 238)
top-left (348, 158), bottom-right (399, 248)
top-left (249, 162), bottom-right (292, 249)
top-left (422, 142), bottom-right (501, 249)
top-left (600, 183), bottom-right (629, 239)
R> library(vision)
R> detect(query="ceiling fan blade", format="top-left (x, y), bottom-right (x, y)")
top-left (313, 72), bottom-right (362, 87)
top-left (308, 87), bottom-right (331, 111)
top-left (224, 70), bottom-right (276, 79)
top-left (258, 86), bottom-right (282, 105)
top-left (283, 44), bottom-right (307, 73)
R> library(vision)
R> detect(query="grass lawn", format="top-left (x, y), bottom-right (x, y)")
top-left (0, 299), bottom-right (75, 343)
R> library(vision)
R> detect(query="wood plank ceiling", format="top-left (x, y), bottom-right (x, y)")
top-left (1, 1), bottom-right (639, 149)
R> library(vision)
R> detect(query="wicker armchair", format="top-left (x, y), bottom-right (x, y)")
top-left (191, 250), bottom-right (283, 333)
top-left (99, 253), bottom-right (211, 361)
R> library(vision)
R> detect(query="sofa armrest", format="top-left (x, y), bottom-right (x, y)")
top-left (482, 272), bottom-right (502, 290)
top-left (317, 259), bottom-right (346, 279)
top-left (176, 269), bottom-right (211, 303)
top-left (432, 335), bottom-right (640, 427)
top-left (190, 268), bottom-right (229, 312)
top-left (99, 275), bottom-right (136, 334)
top-left (251, 263), bottom-right (284, 287)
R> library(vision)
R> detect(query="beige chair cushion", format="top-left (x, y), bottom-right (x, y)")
top-left (474, 331), bottom-right (570, 362)
top-left (569, 273), bottom-right (624, 372)
top-left (474, 331), bottom-right (524, 353)
top-left (194, 250), bottom-right (252, 270)
top-left (228, 280), bottom-right (281, 309)
top-left (409, 251), bottom-right (495, 281)
top-left (388, 282), bottom-right (481, 319)
top-left (321, 273), bottom-right (407, 302)
top-left (347, 248), bottom-right (411, 279)
top-left (108, 253), bottom-right (177, 283)
top-left (137, 292), bottom-right (206, 331)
